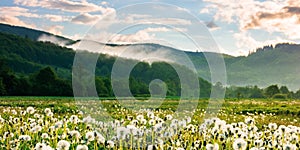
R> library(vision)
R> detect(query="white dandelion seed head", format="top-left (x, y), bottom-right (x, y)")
top-left (233, 138), bottom-right (247, 150)
top-left (57, 140), bottom-right (70, 150)
top-left (26, 106), bottom-right (35, 114)
top-left (76, 144), bottom-right (88, 150)
top-left (85, 131), bottom-right (95, 141)
top-left (206, 143), bottom-right (219, 150)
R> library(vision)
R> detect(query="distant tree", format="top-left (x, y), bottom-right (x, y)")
top-left (95, 77), bottom-right (109, 97)
top-left (53, 79), bottom-right (72, 96)
top-left (14, 77), bottom-right (32, 96)
top-left (0, 60), bottom-right (19, 95)
top-left (35, 66), bottom-right (57, 84)
top-left (293, 89), bottom-right (300, 99)
top-left (249, 85), bottom-right (264, 98)
top-left (0, 77), bottom-right (6, 95)
top-left (33, 66), bottom-right (57, 95)
top-left (279, 86), bottom-right (289, 94)
top-left (264, 85), bottom-right (280, 98)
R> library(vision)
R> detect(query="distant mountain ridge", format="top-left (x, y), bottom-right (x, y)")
top-left (1, 23), bottom-right (300, 90)
top-left (0, 23), bottom-right (73, 44)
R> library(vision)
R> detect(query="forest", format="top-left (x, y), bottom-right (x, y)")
top-left (1, 31), bottom-right (300, 98)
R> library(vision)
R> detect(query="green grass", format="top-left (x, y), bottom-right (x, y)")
top-left (0, 96), bottom-right (299, 126)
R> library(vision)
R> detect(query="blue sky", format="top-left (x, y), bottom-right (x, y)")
top-left (1, 0), bottom-right (300, 56)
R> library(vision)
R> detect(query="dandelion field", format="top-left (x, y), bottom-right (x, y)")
top-left (0, 97), bottom-right (299, 149)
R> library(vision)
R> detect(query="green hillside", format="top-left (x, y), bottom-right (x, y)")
top-left (1, 23), bottom-right (300, 93)
top-left (0, 31), bottom-right (212, 97)
top-left (226, 44), bottom-right (300, 90)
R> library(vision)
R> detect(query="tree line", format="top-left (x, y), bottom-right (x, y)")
top-left (225, 84), bottom-right (300, 99)
top-left (1, 59), bottom-right (300, 99)
top-left (1, 31), bottom-right (300, 99)
top-left (0, 60), bottom-right (210, 97)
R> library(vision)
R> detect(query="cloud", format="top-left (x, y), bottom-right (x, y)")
top-left (0, 15), bottom-right (34, 28)
top-left (44, 14), bottom-right (70, 22)
top-left (45, 25), bottom-right (64, 35)
top-left (68, 40), bottom-right (183, 64)
top-left (0, 6), bottom-right (39, 18)
top-left (106, 30), bottom-right (154, 44)
top-left (38, 34), bottom-right (69, 47)
top-left (108, 27), bottom-right (173, 43)
top-left (13, 0), bottom-right (116, 27)
top-left (202, 0), bottom-right (300, 39)
top-left (83, 27), bottom-right (173, 44)
top-left (71, 13), bottom-right (101, 25)
top-left (0, 6), bottom-right (38, 28)
top-left (233, 31), bottom-right (296, 56)
top-left (142, 27), bottom-right (171, 32)
top-left (14, 0), bottom-right (115, 13)
top-left (116, 13), bottom-right (192, 26)
top-left (137, 18), bottom-right (192, 26)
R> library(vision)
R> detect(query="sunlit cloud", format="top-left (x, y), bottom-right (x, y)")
top-left (44, 14), bottom-right (70, 22)
top-left (0, 15), bottom-right (34, 29)
top-left (14, 0), bottom-right (115, 13)
top-left (0, 6), bottom-right (38, 28)
top-left (46, 25), bottom-right (64, 35)
top-left (233, 31), bottom-right (296, 56)
top-left (202, 0), bottom-right (300, 39)
top-left (71, 13), bottom-right (101, 25)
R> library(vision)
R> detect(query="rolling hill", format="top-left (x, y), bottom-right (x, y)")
top-left (1, 23), bottom-right (300, 90)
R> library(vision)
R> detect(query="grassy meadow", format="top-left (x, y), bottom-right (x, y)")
top-left (0, 97), bottom-right (299, 149)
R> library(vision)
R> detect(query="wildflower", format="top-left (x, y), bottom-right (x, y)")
top-left (149, 119), bottom-right (156, 126)
top-left (69, 115), bottom-right (79, 123)
top-left (283, 143), bottom-right (297, 150)
top-left (268, 123), bottom-right (277, 131)
top-left (254, 139), bottom-right (263, 147)
top-left (140, 118), bottom-right (147, 125)
top-left (147, 112), bottom-right (154, 119)
top-left (278, 125), bottom-right (286, 133)
top-left (136, 114), bottom-right (144, 121)
top-left (290, 134), bottom-right (298, 143)
top-left (95, 131), bottom-right (105, 144)
top-left (57, 140), bottom-right (70, 150)
top-left (106, 140), bottom-right (114, 148)
top-left (34, 113), bottom-right (41, 118)
top-left (41, 133), bottom-right (49, 139)
top-left (13, 118), bottom-right (19, 124)
top-left (85, 131), bottom-right (95, 141)
top-left (117, 127), bottom-right (128, 140)
top-left (44, 108), bottom-right (52, 114)
top-left (47, 112), bottom-right (53, 117)
top-left (147, 145), bottom-right (154, 150)
top-left (233, 138), bottom-right (247, 150)
top-left (131, 119), bottom-right (138, 126)
top-left (166, 114), bottom-right (173, 120)
top-left (35, 143), bottom-right (53, 150)
top-left (3, 132), bottom-right (14, 139)
top-left (11, 109), bottom-right (17, 115)
top-left (206, 143), bottom-right (219, 150)
top-left (26, 106), bottom-right (35, 114)
top-left (19, 135), bottom-right (31, 141)
top-left (76, 145), bottom-right (88, 150)
top-left (83, 116), bottom-right (95, 124)
top-left (20, 110), bottom-right (26, 116)
top-left (54, 121), bottom-right (63, 129)
top-left (0, 117), bottom-right (4, 123)
top-left (30, 125), bottom-right (42, 133)
top-left (69, 130), bottom-right (81, 139)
